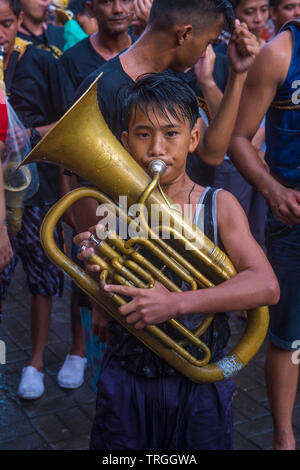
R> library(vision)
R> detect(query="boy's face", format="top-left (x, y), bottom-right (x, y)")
top-left (0, 1), bottom-right (23, 56)
top-left (87, 0), bottom-right (134, 33)
top-left (20, 0), bottom-right (51, 23)
top-left (235, 0), bottom-right (269, 38)
top-left (271, 0), bottom-right (300, 31)
top-left (171, 15), bottom-right (224, 72)
top-left (121, 105), bottom-right (200, 185)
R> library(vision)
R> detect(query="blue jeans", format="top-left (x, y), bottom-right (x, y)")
top-left (265, 210), bottom-right (300, 350)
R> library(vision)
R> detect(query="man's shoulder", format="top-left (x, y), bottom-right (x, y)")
top-left (259, 31), bottom-right (292, 64)
top-left (61, 37), bottom-right (90, 61)
top-left (246, 32), bottom-right (292, 87)
top-left (46, 23), bottom-right (65, 42)
top-left (21, 44), bottom-right (60, 69)
top-left (77, 56), bottom-right (128, 98)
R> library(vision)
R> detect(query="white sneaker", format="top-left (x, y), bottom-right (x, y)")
top-left (18, 366), bottom-right (45, 399)
top-left (57, 354), bottom-right (87, 389)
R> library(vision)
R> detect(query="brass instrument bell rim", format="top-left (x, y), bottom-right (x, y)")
top-left (3, 164), bottom-right (32, 192)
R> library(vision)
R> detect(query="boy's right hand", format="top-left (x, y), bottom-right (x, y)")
top-left (73, 226), bottom-right (100, 273)
top-left (194, 44), bottom-right (216, 88)
top-left (227, 19), bottom-right (260, 74)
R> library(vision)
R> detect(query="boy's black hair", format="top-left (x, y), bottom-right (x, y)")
top-left (148, 0), bottom-right (235, 34)
top-left (230, 0), bottom-right (269, 9)
top-left (268, 0), bottom-right (283, 8)
top-left (228, 0), bottom-right (241, 9)
top-left (124, 73), bottom-right (200, 132)
top-left (3, 0), bottom-right (21, 16)
top-left (69, 0), bottom-right (88, 15)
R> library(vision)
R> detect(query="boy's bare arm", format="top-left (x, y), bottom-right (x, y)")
top-left (100, 191), bottom-right (279, 329)
top-left (194, 21), bottom-right (260, 166)
top-left (161, 191), bottom-right (280, 319)
top-left (229, 31), bottom-right (300, 225)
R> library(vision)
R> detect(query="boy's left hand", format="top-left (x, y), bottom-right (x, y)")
top-left (103, 281), bottom-right (177, 329)
top-left (227, 19), bottom-right (260, 74)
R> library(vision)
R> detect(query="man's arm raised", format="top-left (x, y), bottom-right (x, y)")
top-left (229, 30), bottom-right (300, 225)
top-left (194, 21), bottom-right (260, 166)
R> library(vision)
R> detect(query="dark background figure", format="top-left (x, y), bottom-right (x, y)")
top-left (68, 0), bottom-right (98, 35)
top-left (269, 0), bottom-right (300, 34)
top-left (229, 19), bottom-right (300, 450)
top-left (0, 0), bottom-right (80, 400)
top-left (18, 0), bottom-right (65, 57)
top-left (60, 0), bottom-right (135, 94)
top-left (212, 0), bottom-right (270, 249)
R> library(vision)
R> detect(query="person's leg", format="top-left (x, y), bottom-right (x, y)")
top-left (265, 341), bottom-right (298, 450)
top-left (174, 377), bottom-right (236, 450)
top-left (69, 289), bottom-right (85, 357)
top-left (265, 212), bottom-right (300, 449)
top-left (90, 350), bottom-right (150, 450)
top-left (56, 244), bottom-right (87, 389)
top-left (17, 205), bottom-right (64, 398)
top-left (28, 294), bottom-right (52, 371)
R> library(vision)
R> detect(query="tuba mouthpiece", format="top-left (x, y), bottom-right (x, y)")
top-left (148, 159), bottom-right (167, 176)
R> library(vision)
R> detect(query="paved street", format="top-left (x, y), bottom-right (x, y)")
top-left (1, 229), bottom-right (300, 450)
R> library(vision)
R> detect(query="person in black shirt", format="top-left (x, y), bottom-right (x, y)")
top-left (68, 0), bottom-right (98, 35)
top-left (74, 73), bottom-right (279, 450)
top-left (60, 2), bottom-right (136, 389)
top-left (60, 0), bottom-right (135, 93)
top-left (71, 0), bottom-right (261, 395)
top-left (18, 0), bottom-right (65, 57)
top-left (0, 0), bottom-right (81, 399)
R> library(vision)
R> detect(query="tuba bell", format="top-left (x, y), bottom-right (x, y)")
top-left (20, 75), bottom-right (269, 383)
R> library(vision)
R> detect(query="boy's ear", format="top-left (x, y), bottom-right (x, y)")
top-left (85, 1), bottom-right (94, 18)
top-left (269, 6), bottom-right (275, 22)
top-left (188, 120), bottom-right (201, 153)
top-left (121, 131), bottom-right (130, 152)
top-left (17, 11), bottom-right (24, 28)
top-left (176, 25), bottom-right (193, 46)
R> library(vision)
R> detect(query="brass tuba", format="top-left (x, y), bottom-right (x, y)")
top-left (20, 75), bottom-right (269, 383)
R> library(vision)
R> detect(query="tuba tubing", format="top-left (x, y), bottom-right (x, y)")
top-left (20, 75), bottom-right (270, 383)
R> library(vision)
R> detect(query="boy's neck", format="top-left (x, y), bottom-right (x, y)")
top-left (19, 17), bottom-right (45, 36)
top-left (160, 173), bottom-right (195, 200)
top-left (119, 29), bottom-right (175, 81)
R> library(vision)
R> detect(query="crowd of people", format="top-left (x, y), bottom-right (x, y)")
top-left (0, 0), bottom-right (299, 451)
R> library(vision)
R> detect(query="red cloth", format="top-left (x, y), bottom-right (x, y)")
top-left (0, 86), bottom-right (8, 143)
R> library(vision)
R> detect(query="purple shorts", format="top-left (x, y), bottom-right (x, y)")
top-left (0, 204), bottom-right (64, 299)
top-left (90, 349), bottom-right (236, 450)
